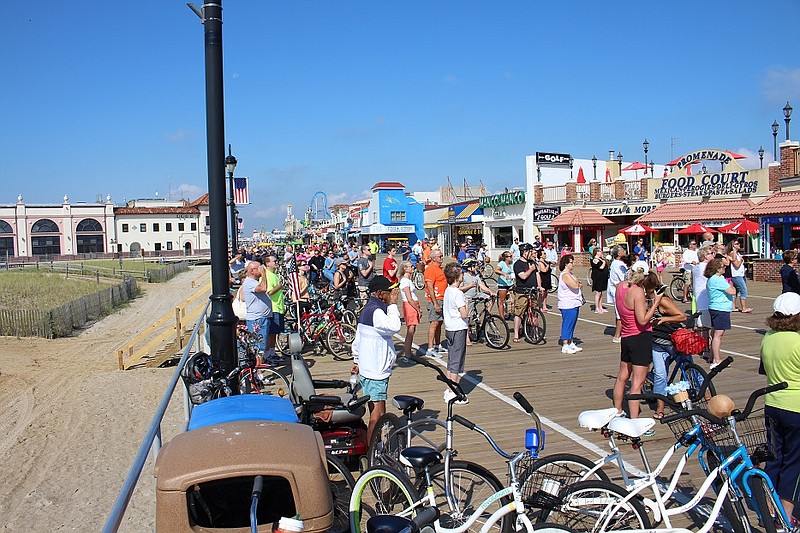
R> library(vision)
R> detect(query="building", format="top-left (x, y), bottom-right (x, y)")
top-left (113, 196), bottom-right (210, 256)
top-left (360, 182), bottom-right (424, 248)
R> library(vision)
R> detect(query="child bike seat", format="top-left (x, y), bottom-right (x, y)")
top-left (578, 407), bottom-right (624, 430)
top-left (608, 416), bottom-right (656, 438)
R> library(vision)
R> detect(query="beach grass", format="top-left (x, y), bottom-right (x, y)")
top-left (71, 259), bottom-right (165, 272)
top-left (0, 271), bottom-right (112, 311)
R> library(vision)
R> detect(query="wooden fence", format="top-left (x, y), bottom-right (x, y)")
top-left (0, 278), bottom-right (139, 338)
top-left (1, 260), bottom-right (188, 283)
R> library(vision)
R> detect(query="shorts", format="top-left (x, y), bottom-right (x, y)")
top-left (709, 309), bottom-right (731, 330)
top-left (683, 267), bottom-right (693, 283)
top-left (427, 300), bottom-right (444, 322)
top-left (402, 301), bottom-right (420, 326)
top-left (268, 313), bottom-right (285, 335)
top-left (445, 329), bottom-right (467, 374)
top-left (359, 376), bottom-right (389, 402)
top-left (731, 276), bottom-right (748, 299)
top-left (764, 405), bottom-right (800, 504)
top-left (620, 331), bottom-right (653, 367)
top-left (513, 292), bottom-right (529, 315)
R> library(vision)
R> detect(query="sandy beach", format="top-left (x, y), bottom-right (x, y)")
top-left (0, 267), bottom-right (209, 531)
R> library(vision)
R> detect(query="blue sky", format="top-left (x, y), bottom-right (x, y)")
top-left (3, 1), bottom-right (800, 233)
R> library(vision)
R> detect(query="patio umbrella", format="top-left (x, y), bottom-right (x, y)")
top-left (605, 168), bottom-right (612, 183)
top-left (718, 219), bottom-right (759, 235)
top-left (622, 161), bottom-right (647, 179)
top-left (576, 167), bottom-right (586, 184)
top-left (676, 223), bottom-right (718, 235)
top-left (619, 223), bottom-right (658, 236)
top-left (724, 150), bottom-right (747, 160)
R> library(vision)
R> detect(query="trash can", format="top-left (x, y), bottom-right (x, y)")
top-left (155, 420), bottom-right (332, 532)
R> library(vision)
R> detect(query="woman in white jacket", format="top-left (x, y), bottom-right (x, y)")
top-left (350, 275), bottom-right (402, 443)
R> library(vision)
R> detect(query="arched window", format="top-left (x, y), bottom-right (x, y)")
top-left (75, 218), bottom-right (104, 254)
top-left (0, 220), bottom-right (12, 233)
top-left (0, 220), bottom-right (13, 257)
top-left (32, 219), bottom-right (58, 233)
top-left (76, 218), bottom-right (102, 232)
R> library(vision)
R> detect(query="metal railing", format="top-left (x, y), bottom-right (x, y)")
top-left (102, 300), bottom-right (210, 533)
top-left (576, 183), bottom-right (590, 200)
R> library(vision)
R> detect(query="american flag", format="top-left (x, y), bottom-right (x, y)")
top-left (237, 217), bottom-right (244, 230)
top-left (233, 177), bottom-right (250, 205)
top-left (285, 255), bottom-right (302, 301)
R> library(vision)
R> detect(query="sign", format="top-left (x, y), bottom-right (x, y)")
top-left (600, 204), bottom-right (658, 216)
top-left (386, 225), bottom-right (414, 233)
top-left (536, 152), bottom-right (572, 167)
top-left (653, 171), bottom-right (758, 200)
top-left (533, 206), bottom-right (561, 222)
top-left (492, 207), bottom-right (506, 219)
top-left (673, 149), bottom-right (733, 170)
top-left (479, 190), bottom-right (525, 208)
top-left (764, 216), bottom-right (800, 224)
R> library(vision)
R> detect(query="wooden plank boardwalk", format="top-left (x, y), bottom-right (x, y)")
top-left (298, 267), bottom-right (781, 530)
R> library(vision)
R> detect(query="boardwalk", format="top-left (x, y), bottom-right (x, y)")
top-left (302, 267), bottom-right (781, 529)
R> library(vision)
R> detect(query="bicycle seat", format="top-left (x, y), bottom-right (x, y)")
top-left (578, 407), bottom-right (624, 431)
top-left (392, 395), bottom-right (424, 414)
top-left (608, 416), bottom-right (655, 438)
top-left (400, 446), bottom-right (442, 469)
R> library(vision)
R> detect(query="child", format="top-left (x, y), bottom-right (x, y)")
top-left (443, 262), bottom-right (469, 405)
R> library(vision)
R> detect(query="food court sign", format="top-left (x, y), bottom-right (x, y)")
top-left (653, 149), bottom-right (757, 200)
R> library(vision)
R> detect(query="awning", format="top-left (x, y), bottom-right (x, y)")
top-left (437, 211), bottom-right (450, 222)
top-left (549, 209), bottom-right (614, 228)
top-left (637, 199), bottom-right (754, 224)
top-left (745, 191), bottom-right (800, 217)
top-left (423, 223), bottom-right (441, 229)
top-left (454, 203), bottom-right (480, 221)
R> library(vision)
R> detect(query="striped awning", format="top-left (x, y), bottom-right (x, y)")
top-left (455, 203), bottom-right (479, 221)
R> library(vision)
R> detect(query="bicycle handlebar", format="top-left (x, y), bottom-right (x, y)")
top-left (734, 382), bottom-right (787, 422)
top-left (409, 354), bottom-right (468, 402)
top-left (661, 381), bottom-right (788, 426)
top-left (626, 356), bottom-right (733, 406)
top-left (696, 356), bottom-right (733, 398)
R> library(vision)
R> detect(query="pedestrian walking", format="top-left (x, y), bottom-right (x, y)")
top-left (495, 252), bottom-right (514, 320)
top-left (398, 261), bottom-right (421, 362)
top-left (590, 247), bottom-right (610, 313)
top-left (706, 257), bottom-right (736, 368)
top-left (557, 254), bottom-right (583, 354)
top-left (726, 240), bottom-right (751, 313)
top-left (424, 249), bottom-right (447, 355)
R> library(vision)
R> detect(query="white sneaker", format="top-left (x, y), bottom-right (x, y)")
top-left (561, 344), bottom-right (577, 354)
top-left (443, 389), bottom-right (457, 403)
top-left (437, 344), bottom-right (448, 353)
top-left (569, 342), bottom-right (583, 352)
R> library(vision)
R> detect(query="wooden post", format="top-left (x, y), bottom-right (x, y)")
top-left (175, 307), bottom-right (182, 348)
top-left (117, 349), bottom-right (125, 370)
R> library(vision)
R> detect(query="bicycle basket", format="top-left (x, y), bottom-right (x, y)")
top-left (670, 328), bottom-right (708, 356)
top-left (704, 409), bottom-right (776, 464)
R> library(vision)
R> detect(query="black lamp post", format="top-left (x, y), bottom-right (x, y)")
top-left (758, 146), bottom-right (765, 169)
top-left (642, 139), bottom-right (649, 175)
top-left (225, 144), bottom-right (238, 252)
top-left (772, 120), bottom-right (780, 160)
top-left (701, 164), bottom-right (707, 174)
top-left (784, 101), bottom-right (793, 141)
top-left (649, 162), bottom-right (654, 177)
top-left (569, 155), bottom-right (574, 181)
top-left (617, 152), bottom-right (623, 178)
top-left (591, 155), bottom-right (597, 180)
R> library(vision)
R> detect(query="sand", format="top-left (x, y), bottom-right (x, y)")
top-left (0, 266), bottom-right (211, 531)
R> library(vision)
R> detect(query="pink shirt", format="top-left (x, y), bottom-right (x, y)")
top-left (615, 282), bottom-right (652, 338)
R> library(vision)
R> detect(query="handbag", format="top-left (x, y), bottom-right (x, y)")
top-left (232, 287), bottom-right (247, 321)
top-left (670, 328), bottom-right (708, 355)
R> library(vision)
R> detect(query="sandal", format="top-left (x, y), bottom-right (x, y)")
top-left (512, 338), bottom-right (521, 343)
top-left (742, 308), bottom-right (753, 313)
top-left (652, 412), bottom-right (665, 420)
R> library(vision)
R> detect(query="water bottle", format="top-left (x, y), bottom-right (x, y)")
top-left (349, 373), bottom-right (358, 391)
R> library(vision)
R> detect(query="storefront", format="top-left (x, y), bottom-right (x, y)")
top-left (434, 201), bottom-right (482, 256)
top-left (549, 209), bottom-right (613, 253)
top-left (532, 206), bottom-right (561, 242)
top-left (480, 190), bottom-right (525, 259)
top-left (746, 190), bottom-right (800, 257)
top-left (637, 199), bottom-right (755, 247)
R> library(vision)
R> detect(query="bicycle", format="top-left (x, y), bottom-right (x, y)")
top-left (349, 390), bottom-right (548, 533)
top-left (413, 267), bottom-right (426, 291)
top-left (515, 287), bottom-right (547, 344)
top-left (279, 301), bottom-right (358, 360)
top-left (467, 293), bottom-right (510, 349)
top-left (667, 268), bottom-right (693, 302)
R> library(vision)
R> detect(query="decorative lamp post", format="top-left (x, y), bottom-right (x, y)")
top-left (784, 101), bottom-right (793, 141)
top-left (225, 144), bottom-right (238, 252)
top-left (616, 152), bottom-right (623, 178)
top-left (642, 139), bottom-right (649, 175)
top-left (649, 162), bottom-right (654, 177)
top-left (772, 120), bottom-right (780, 160)
top-left (701, 164), bottom-right (707, 174)
top-left (569, 155), bottom-right (574, 181)
top-left (758, 146), bottom-right (765, 169)
top-left (591, 155), bottom-right (597, 180)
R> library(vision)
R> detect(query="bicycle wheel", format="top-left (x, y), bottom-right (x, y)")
top-left (367, 413), bottom-right (403, 468)
top-left (543, 480), bottom-right (650, 531)
top-left (746, 473), bottom-right (789, 533)
top-left (327, 454), bottom-right (356, 533)
top-left (250, 366), bottom-right (291, 397)
top-left (532, 524), bottom-right (580, 533)
top-left (370, 418), bottom-right (447, 474)
top-left (481, 262), bottom-right (495, 279)
top-left (679, 362), bottom-right (716, 399)
top-left (669, 276), bottom-right (685, 301)
top-left (349, 466), bottom-right (419, 533)
top-left (483, 314), bottom-right (510, 349)
top-left (413, 271), bottom-right (425, 291)
top-left (548, 274), bottom-right (558, 294)
top-left (428, 460), bottom-right (510, 533)
top-left (342, 308), bottom-right (358, 327)
top-left (520, 453), bottom-right (610, 522)
top-left (327, 323), bottom-right (357, 361)
top-left (705, 453), bottom-right (750, 533)
top-left (523, 308), bottom-right (547, 344)
top-left (483, 276), bottom-right (499, 292)
top-left (468, 316), bottom-right (480, 344)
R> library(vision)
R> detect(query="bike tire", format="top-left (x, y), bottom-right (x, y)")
top-left (483, 276), bottom-right (499, 292)
top-left (520, 453), bottom-right (610, 522)
top-left (413, 271), bottom-right (425, 291)
top-left (483, 314), bottom-right (510, 349)
top-left (532, 524), bottom-right (580, 533)
top-left (367, 413), bottom-right (403, 468)
top-left (548, 274), bottom-right (558, 294)
top-left (327, 453), bottom-right (356, 533)
top-left (523, 308), bottom-right (547, 344)
top-left (468, 317), bottom-right (480, 343)
top-left (369, 418), bottom-right (448, 478)
top-left (680, 362), bottom-right (716, 400)
top-left (349, 466), bottom-right (419, 533)
top-left (669, 276), bottom-right (685, 301)
top-left (428, 460), bottom-right (511, 533)
top-left (342, 309), bottom-right (358, 327)
top-left (543, 480), bottom-right (651, 531)
top-left (705, 450), bottom-right (751, 533)
top-left (746, 473), bottom-right (789, 533)
top-left (328, 323), bottom-right (357, 361)
top-left (249, 366), bottom-right (291, 397)
top-left (481, 262), bottom-right (495, 279)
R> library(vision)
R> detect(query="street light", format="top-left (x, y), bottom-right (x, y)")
top-left (225, 144), bottom-right (238, 252)
top-left (758, 146), bottom-right (765, 169)
top-left (616, 152), bottom-right (623, 178)
top-left (569, 155), bottom-right (574, 181)
top-left (784, 101), bottom-right (793, 141)
top-left (642, 139), bottom-right (649, 175)
top-left (591, 155), bottom-right (597, 180)
top-left (649, 162), bottom-right (654, 177)
top-left (772, 120), bottom-right (780, 160)
top-left (701, 164), bottom-right (707, 174)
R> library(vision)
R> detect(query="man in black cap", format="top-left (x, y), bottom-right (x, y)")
top-left (350, 275), bottom-right (402, 443)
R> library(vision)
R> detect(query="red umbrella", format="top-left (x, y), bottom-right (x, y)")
top-left (666, 156), bottom-right (682, 166)
top-left (677, 223), bottom-right (718, 235)
top-left (576, 167), bottom-right (586, 184)
top-left (724, 150), bottom-right (747, 160)
top-left (619, 223), bottom-right (658, 236)
top-left (605, 168), bottom-right (612, 183)
top-left (622, 161), bottom-right (647, 171)
top-left (718, 219), bottom-right (759, 235)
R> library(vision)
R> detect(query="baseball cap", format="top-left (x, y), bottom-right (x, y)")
top-left (369, 275), bottom-right (398, 293)
top-left (774, 292), bottom-right (800, 316)
top-left (632, 260), bottom-right (649, 274)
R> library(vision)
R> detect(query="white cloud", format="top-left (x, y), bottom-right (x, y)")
top-left (763, 67), bottom-right (800, 104)
top-left (164, 129), bottom-right (193, 142)
top-left (733, 147), bottom-right (773, 170)
top-left (174, 183), bottom-right (204, 199)
top-left (443, 74), bottom-right (458, 84)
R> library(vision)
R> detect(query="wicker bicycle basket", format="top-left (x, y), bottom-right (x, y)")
top-left (704, 409), bottom-right (775, 464)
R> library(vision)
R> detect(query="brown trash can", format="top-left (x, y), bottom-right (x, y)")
top-left (155, 421), bottom-right (332, 532)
